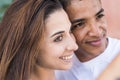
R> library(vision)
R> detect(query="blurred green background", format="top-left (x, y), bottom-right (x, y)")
top-left (0, 0), bottom-right (13, 21)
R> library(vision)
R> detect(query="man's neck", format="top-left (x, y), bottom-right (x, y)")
top-left (75, 51), bottom-right (100, 62)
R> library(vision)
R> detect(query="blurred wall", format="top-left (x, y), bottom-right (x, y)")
top-left (102, 0), bottom-right (120, 39)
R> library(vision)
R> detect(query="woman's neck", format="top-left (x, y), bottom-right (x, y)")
top-left (30, 65), bottom-right (55, 80)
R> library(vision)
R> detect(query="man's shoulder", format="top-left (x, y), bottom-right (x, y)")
top-left (106, 37), bottom-right (120, 59)
top-left (108, 37), bottom-right (120, 46)
top-left (108, 37), bottom-right (120, 42)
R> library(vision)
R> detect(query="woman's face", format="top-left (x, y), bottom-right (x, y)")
top-left (37, 9), bottom-right (78, 70)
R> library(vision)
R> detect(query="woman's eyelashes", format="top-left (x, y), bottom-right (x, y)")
top-left (54, 34), bottom-right (63, 42)
top-left (53, 29), bottom-right (72, 42)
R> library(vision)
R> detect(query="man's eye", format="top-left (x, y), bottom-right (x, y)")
top-left (97, 14), bottom-right (105, 20)
top-left (54, 35), bottom-right (63, 42)
top-left (71, 22), bottom-right (84, 30)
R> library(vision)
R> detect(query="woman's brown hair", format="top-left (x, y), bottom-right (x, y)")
top-left (0, 0), bottom-right (62, 80)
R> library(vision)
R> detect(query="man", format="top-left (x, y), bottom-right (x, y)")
top-left (55, 0), bottom-right (120, 80)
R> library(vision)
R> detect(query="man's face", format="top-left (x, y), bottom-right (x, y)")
top-left (66, 0), bottom-right (107, 56)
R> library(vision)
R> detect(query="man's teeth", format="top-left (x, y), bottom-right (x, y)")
top-left (60, 54), bottom-right (73, 60)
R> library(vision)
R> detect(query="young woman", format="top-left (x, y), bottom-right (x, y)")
top-left (0, 0), bottom-right (78, 80)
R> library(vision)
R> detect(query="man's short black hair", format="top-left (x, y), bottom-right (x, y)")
top-left (59, 0), bottom-right (101, 10)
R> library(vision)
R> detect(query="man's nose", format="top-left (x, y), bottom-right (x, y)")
top-left (88, 20), bottom-right (102, 37)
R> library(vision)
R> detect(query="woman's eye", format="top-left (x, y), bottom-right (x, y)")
top-left (54, 34), bottom-right (63, 42)
top-left (97, 14), bottom-right (105, 20)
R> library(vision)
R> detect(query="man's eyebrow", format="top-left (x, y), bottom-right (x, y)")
top-left (71, 19), bottom-right (85, 24)
top-left (96, 8), bottom-right (104, 16)
top-left (71, 8), bottom-right (104, 24)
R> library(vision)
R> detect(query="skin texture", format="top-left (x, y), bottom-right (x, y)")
top-left (36, 9), bottom-right (78, 70)
top-left (65, 0), bottom-right (108, 62)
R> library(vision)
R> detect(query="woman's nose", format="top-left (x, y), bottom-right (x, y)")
top-left (66, 35), bottom-right (78, 51)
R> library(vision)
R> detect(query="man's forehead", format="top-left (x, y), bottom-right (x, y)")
top-left (66, 0), bottom-right (102, 19)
